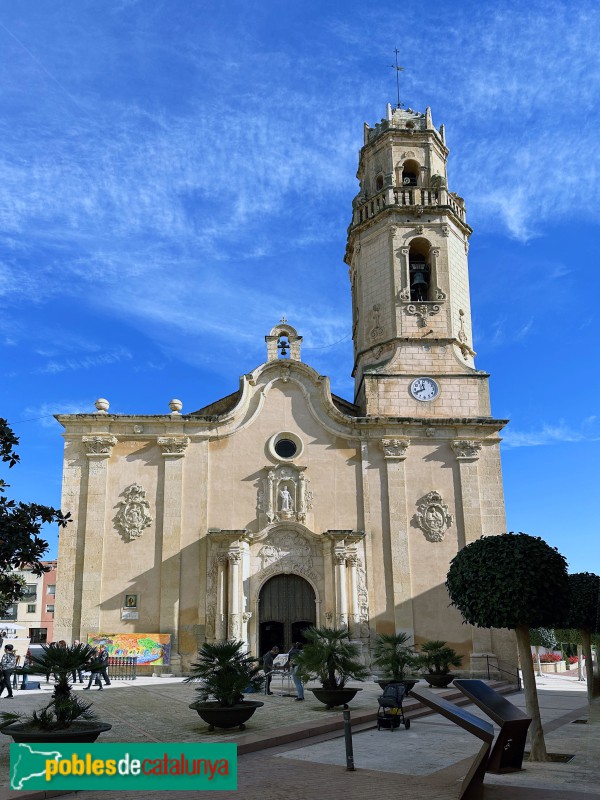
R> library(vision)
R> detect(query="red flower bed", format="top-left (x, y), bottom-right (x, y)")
top-left (568, 656), bottom-right (579, 664)
top-left (539, 653), bottom-right (562, 663)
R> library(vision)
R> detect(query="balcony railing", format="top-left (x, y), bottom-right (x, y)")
top-left (351, 186), bottom-right (466, 227)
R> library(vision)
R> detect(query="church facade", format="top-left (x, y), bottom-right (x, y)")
top-left (54, 104), bottom-right (515, 674)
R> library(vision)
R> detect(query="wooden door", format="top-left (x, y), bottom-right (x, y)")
top-left (258, 574), bottom-right (315, 655)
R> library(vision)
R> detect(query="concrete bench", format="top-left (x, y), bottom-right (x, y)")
top-left (453, 679), bottom-right (531, 773)
top-left (410, 685), bottom-right (494, 800)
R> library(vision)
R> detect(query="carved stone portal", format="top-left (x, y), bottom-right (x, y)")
top-left (257, 531), bottom-right (315, 578)
top-left (414, 491), bottom-right (453, 542)
top-left (257, 465), bottom-right (313, 525)
top-left (116, 484), bottom-right (152, 541)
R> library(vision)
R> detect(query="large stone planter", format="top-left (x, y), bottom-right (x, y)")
top-left (423, 673), bottom-right (455, 688)
top-left (189, 700), bottom-right (264, 731)
top-left (1, 722), bottom-right (112, 744)
top-left (310, 687), bottom-right (362, 709)
top-left (377, 679), bottom-right (419, 694)
top-left (540, 661), bottom-right (565, 674)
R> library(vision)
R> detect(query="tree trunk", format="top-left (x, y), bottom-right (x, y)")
top-left (515, 625), bottom-right (547, 761)
top-left (581, 630), bottom-right (596, 702)
top-left (577, 644), bottom-right (584, 682)
top-left (534, 645), bottom-right (543, 677)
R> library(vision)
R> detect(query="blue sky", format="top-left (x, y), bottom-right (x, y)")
top-left (1, 1), bottom-right (598, 573)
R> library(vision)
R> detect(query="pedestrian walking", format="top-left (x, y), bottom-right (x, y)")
top-left (287, 642), bottom-right (304, 701)
top-left (0, 644), bottom-right (16, 698)
top-left (83, 647), bottom-right (104, 691)
top-left (262, 646), bottom-right (279, 695)
top-left (71, 639), bottom-right (85, 683)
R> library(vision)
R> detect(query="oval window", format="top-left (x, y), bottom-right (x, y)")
top-left (274, 439), bottom-right (297, 459)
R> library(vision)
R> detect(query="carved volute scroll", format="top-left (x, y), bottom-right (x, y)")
top-left (257, 465), bottom-right (313, 525)
top-left (451, 440), bottom-right (482, 460)
top-left (157, 436), bottom-right (190, 457)
top-left (82, 435), bottom-right (118, 457)
top-left (405, 302), bottom-right (441, 327)
top-left (381, 438), bottom-right (410, 460)
top-left (116, 484), bottom-right (153, 541)
top-left (414, 491), bottom-right (453, 542)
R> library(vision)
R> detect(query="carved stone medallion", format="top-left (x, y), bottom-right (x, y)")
top-left (414, 491), bottom-right (453, 542)
top-left (116, 484), bottom-right (152, 541)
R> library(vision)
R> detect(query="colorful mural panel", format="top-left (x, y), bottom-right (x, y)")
top-left (88, 633), bottom-right (171, 665)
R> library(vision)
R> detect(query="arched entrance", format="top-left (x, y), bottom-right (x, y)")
top-left (258, 574), bottom-right (315, 655)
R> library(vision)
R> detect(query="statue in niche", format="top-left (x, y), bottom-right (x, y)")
top-left (279, 486), bottom-right (293, 512)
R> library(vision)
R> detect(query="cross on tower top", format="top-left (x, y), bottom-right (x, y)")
top-left (389, 50), bottom-right (404, 110)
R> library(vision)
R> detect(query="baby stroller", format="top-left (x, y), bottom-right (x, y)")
top-left (377, 683), bottom-right (410, 730)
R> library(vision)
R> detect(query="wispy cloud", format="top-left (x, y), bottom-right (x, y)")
top-left (17, 401), bottom-right (95, 428)
top-left (503, 419), bottom-right (600, 448)
top-left (36, 347), bottom-right (132, 375)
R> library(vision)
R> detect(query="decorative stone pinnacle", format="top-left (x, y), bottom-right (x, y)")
top-left (94, 398), bottom-right (109, 414)
top-left (169, 399), bottom-right (183, 414)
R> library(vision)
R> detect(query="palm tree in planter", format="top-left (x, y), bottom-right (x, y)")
top-left (0, 642), bottom-right (112, 743)
top-left (416, 640), bottom-right (463, 688)
top-left (185, 640), bottom-right (264, 731)
top-left (295, 626), bottom-right (369, 709)
top-left (372, 632), bottom-right (420, 692)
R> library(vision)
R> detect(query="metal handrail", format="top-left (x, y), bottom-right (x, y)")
top-left (471, 654), bottom-right (522, 691)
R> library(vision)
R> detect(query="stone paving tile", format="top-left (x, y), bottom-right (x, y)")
top-left (1, 674), bottom-right (597, 800)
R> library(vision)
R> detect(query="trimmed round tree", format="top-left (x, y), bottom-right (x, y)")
top-left (446, 532), bottom-right (569, 761)
top-left (563, 572), bottom-right (600, 701)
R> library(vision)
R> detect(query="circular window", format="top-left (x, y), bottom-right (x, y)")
top-left (267, 431), bottom-right (304, 461)
top-left (274, 438), bottom-right (297, 459)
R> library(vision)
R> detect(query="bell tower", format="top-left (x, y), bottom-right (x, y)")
top-left (345, 104), bottom-right (487, 418)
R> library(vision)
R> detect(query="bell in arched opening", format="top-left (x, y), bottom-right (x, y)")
top-left (409, 256), bottom-right (430, 302)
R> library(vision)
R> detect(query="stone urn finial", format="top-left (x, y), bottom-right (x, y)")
top-left (169, 398), bottom-right (183, 414)
top-left (95, 398), bottom-right (109, 414)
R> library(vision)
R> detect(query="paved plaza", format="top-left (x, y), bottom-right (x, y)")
top-left (0, 671), bottom-right (597, 800)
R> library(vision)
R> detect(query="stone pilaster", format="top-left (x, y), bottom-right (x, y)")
top-left (227, 550), bottom-right (242, 640)
top-left (215, 556), bottom-right (227, 641)
top-left (347, 554), bottom-right (360, 638)
top-left (157, 435), bottom-right (189, 673)
top-left (79, 435), bottom-right (117, 637)
top-left (333, 551), bottom-right (348, 627)
top-left (359, 439), bottom-right (375, 640)
top-left (451, 439), bottom-right (492, 657)
top-left (381, 438), bottom-right (414, 634)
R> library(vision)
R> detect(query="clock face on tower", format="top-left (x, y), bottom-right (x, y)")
top-left (410, 377), bottom-right (439, 402)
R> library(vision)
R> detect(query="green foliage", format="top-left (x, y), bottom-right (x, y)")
top-left (294, 626), bottom-right (369, 690)
top-left (563, 573), bottom-right (600, 632)
top-left (415, 640), bottom-right (463, 675)
top-left (446, 532), bottom-right (569, 629)
top-left (372, 632), bottom-right (417, 681)
top-left (0, 418), bottom-right (71, 614)
top-left (184, 640), bottom-right (264, 707)
top-left (529, 628), bottom-right (557, 649)
top-left (0, 697), bottom-right (96, 732)
top-left (2, 643), bottom-right (101, 730)
top-left (25, 643), bottom-right (100, 724)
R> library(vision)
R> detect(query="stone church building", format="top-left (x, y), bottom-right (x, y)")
top-left (54, 104), bottom-right (515, 674)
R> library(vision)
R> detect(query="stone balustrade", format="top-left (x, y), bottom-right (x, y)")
top-left (351, 186), bottom-right (466, 226)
